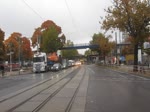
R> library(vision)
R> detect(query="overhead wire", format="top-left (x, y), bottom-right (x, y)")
top-left (64, 0), bottom-right (79, 34)
top-left (21, 0), bottom-right (44, 21)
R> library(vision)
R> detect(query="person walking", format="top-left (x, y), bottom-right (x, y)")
top-left (0, 65), bottom-right (5, 77)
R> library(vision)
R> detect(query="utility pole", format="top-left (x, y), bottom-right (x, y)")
top-left (7, 43), bottom-right (14, 72)
top-left (115, 32), bottom-right (118, 64)
top-left (18, 37), bottom-right (21, 75)
top-left (37, 36), bottom-right (41, 53)
top-left (10, 51), bottom-right (12, 72)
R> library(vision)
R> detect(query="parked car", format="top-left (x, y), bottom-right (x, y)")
top-left (51, 63), bottom-right (62, 71)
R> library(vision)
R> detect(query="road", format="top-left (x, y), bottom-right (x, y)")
top-left (0, 64), bottom-right (150, 112)
top-left (85, 64), bottom-right (150, 112)
top-left (0, 70), bottom-right (58, 97)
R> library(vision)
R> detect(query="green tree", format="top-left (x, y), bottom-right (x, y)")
top-left (102, 0), bottom-right (150, 70)
top-left (90, 33), bottom-right (115, 62)
top-left (61, 40), bottom-right (78, 59)
top-left (42, 26), bottom-right (61, 53)
top-left (84, 49), bottom-right (91, 56)
top-left (0, 28), bottom-right (5, 62)
top-left (31, 20), bottom-right (65, 53)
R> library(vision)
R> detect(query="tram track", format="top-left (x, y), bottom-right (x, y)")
top-left (65, 67), bottom-right (86, 112)
top-left (37, 66), bottom-right (86, 112)
top-left (32, 68), bottom-right (84, 112)
top-left (0, 67), bottom-right (79, 112)
top-left (4, 66), bottom-right (86, 112)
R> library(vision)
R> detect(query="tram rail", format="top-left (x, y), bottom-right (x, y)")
top-left (0, 67), bottom-right (79, 112)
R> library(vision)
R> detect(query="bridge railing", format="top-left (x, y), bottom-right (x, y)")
top-left (64, 43), bottom-right (92, 47)
top-left (63, 42), bottom-right (131, 47)
top-left (60, 43), bottom-right (99, 50)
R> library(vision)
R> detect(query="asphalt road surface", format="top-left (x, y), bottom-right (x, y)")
top-left (0, 68), bottom-right (74, 97)
top-left (85, 64), bottom-right (150, 112)
top-left (0, 64), bottom-right (150, 112)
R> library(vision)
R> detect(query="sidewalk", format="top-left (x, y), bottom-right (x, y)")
top-left (1, 67), bottom-right (33, 77)
top-left (98, 64), bottom-right (150, 78)
top-left (118, 65), bottom-right (150, 78)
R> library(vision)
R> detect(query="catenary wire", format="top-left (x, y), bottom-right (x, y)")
top-left (21, 0), bottom-right (44, 21)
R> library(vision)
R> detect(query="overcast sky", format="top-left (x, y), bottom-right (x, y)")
top-left (0, 0), bottom-right (112, 54)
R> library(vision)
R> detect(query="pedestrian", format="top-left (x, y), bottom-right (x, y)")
top-left (0, 65), bottom-right (5, 77)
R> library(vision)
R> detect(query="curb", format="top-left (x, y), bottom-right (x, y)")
top-left (97, 64), bottom-right (150, 79)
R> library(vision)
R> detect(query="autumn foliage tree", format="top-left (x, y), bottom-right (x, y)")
top-left (0, 28), bottom-right (5, 62)
top-left (102, 0), bottom-right (150, 70)
top-left (4, 32), bottom-right (21, 62)
top-left (4, 32), bottom-right (32, 63)
top-left (21, 37), bottom-right (33, 61)
top-left (31, 20), bottom-right (65, 53)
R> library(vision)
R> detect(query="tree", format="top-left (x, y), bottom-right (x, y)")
top-left (0, 28), bottom-right (5, 62)
top-left (21, 37), bottom-right (33, 61)
top-left (31, 27), bottom-right (42, 48)
top-left (122, 37), bottom-right (134, 55)
top-left (102, 0), bottom-right (150, 70)
top-left (4, 32), bottom-right (32, 62)
top-left (4, 32), bottom-right (21, 62)
top-left (84, 49), bottom-right (91, 56)
top-left (61, 40), bottom-right (78, 59)
top-left (31, 20), bottom-right (65, 53)
top-left (90, 33), bottom-right (115, 62)
top-left (41, 25), bottom-right (64, 53)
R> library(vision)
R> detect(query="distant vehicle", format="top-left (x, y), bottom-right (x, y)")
top-left (68, 60), bottom-right (75, 67)
top-left (51, 63), bottom-right (62, 71)
top-left (61, 59), bottom-right (68, 69)
top-left (32, 52), bottom-right (59, 73)
top-left (75, 61), bottom-right (81, 66)
top-left (33, 52), bottom-right (48, 73)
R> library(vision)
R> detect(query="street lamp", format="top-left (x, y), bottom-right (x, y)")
top-left (17, 37), bottom-right (23, 74)
top-left (7, 50), bottom-right (14, 72)
top-left (9, 51), bottom-right (14, 72)
top-left (6, 43), bottom-right (14, 72)
top-left (115, 32), bottom-right (118, 64)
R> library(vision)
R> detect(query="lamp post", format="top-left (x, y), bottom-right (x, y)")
top-left (7, 43), bottom-right (14, 72)
top-left (9, 51), bottom-right (14, 72)
top-left (17, 37), bottom-right (22, 74)
top-left (18, 37), bottom-right (21, 74)
top-left (115, 32), bottom-right (118, 64)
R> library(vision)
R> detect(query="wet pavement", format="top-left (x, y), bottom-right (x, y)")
top-left (0, 65), bottom-right (150, 112)
top-left (85, 65), bottom-right (150, 112)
